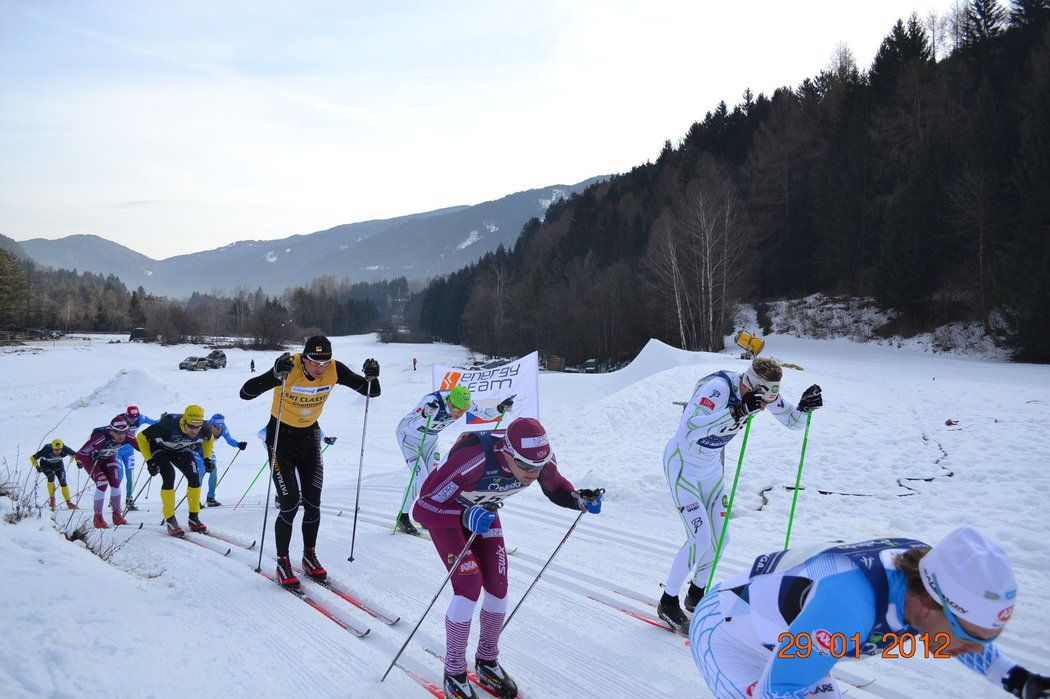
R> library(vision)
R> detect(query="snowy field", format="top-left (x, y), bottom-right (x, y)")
top-left (1, 334), bottom-right (1048, 698)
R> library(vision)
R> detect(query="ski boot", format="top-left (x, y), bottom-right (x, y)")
top-left (276, 555), bottom-right (300, 590)
top-left (48, 495), bottom-right (56, 510)
top-left (684, 582), bottom-right (705, 613)
top-left (188, 513), bottom-right (207, 533)
top-left (164, 516), bottom-right (185, 537)
top-left (443, 671), bottom-right (478, 699)
top-left (396, 512), bottom-right (420, 536)
top-left (92, 513), bottom-right (108, 529)
top-left (475, 658), bottom-right (518, 698)
top-left (112, 510), bottom-right (130, 526)
top-left (302, 547), bottom-right (327, 581)
top-left (657, 592), bottom-right (690, 635)
top-left (206, 497), bottom-right (222, 507)
top-left (125, 499), bottom-right (138, 512)
top-left (65, 499), bottom-right (77, 510)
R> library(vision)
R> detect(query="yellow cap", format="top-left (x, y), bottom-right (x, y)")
top-left (183, 404), bottom-right (205, 426)
top-left (51, 439), bottom-right (64, 450)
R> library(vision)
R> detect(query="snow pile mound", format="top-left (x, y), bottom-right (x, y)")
top-left (600, 338), bottom-right (723, 393)
top-left (69, 369), bottom-right (177, 410)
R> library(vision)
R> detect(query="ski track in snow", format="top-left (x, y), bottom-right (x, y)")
top-left (1, 334), bottom-right (1048, 698)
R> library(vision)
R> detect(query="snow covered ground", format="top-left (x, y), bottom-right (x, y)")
top-left (1, 334), bottom-right (1048, 698)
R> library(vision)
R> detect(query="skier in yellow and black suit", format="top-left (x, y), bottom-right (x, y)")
top-left (240, 335), bottom-right (380, 589)
top-left (31, 439), bottom-right (78, 510)
top-left (137, 405), bottom-right (214, 537)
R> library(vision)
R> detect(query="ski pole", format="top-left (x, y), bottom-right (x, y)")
top-left (391, 414), bottom-right (433, 533)
top-left (256, 379), bottom-right (287, 573)
top-left (64, 463), bottom-right (101, 530)
top-left (502, 492), bottom-right (601, 631)
top-left (705, 413), bottom-right (753, 591)
top-left (380, 502), bottom-right (500, 683)
top-left (784, 411), bottom-right (814, 549)
top-left (172, 450), bottom-right (241, 513)
top-left (234, 443), bottom-right (330, 511)
top-left (348, 382), bottom-right (374, 562)
top-left (234, 459), bottom-right (270, 510)
top-left (214, 449), bottom-right (242, 491)
top-left (124, 473), bottom-right (154, 517)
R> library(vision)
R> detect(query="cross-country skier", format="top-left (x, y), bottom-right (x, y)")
top-left (239, 335), bottom-right (380, 589)
top-left (193, 413), bottom-right (247, 507)
top-left (413, 417), bottom-right (604, 699)
top-left (116, 406), bottom-right (143, 510)
top-left (394, 385), bottom-right (514, 536)
top-left (136, 405), bottom-right (212, 536)
top-left (76, 416), bottom-right (137, 528)
top-left (254, 424), bottom-right (336, 508)
top-left (659, 357), bottom-right (822, 634)
top-left (31, 439), bottom-right (78, 510)
top-left (690, 526), bottom-right (1050, 698)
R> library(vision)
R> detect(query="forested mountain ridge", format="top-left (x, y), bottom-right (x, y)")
top-left (420, 5), bottom-right (1050, 362)
top-left (16, 178), bottom-right (603, 297)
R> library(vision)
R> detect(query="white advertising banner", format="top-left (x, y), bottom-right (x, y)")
top-left (432, 351), bottom-right (540, 431)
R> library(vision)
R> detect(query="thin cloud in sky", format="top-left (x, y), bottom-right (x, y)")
top-left (14, 7), bottom-right (391, 129)
top-left (0, 1), bottom-right (961, 259)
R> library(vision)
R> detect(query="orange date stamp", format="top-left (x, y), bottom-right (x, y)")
top-left (777, 631), bottom-right (953, 659)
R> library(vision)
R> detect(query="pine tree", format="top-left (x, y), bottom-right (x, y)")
top-left (1008, 0), bottom-right (1050, 26)
top-left (964, 0), bottom-right (1007, 45)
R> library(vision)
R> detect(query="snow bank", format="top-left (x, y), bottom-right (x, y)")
top-left (69, 368), bottom-right (178, 411)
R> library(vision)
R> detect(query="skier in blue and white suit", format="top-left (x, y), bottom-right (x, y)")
top-left (116, 406), bottom-right (144, 510)
top-left (195, 413), bottom-right (247, 507)
top-left (690, 527), bottom-right (1050, 698)
top-left (393, 386), bottom-right (513, 536)
top-left (658, 357), bottom-right (822, 633)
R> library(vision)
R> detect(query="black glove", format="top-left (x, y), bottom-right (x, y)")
top-left (323, 436), bottom-right (337, 446)
top-left (1004, 666), bottom-right (1050, 698)
top-left (422, 400), bottom-right (440, 418)
top-left (797, 384), bottom-right (822, 413)
top-left (237, 441), bottom-right (248, 450)
top-left (90, 449), bottom-right (101, 462)
top-left (272, 352), bottom-right (293, 381)
top-left (731, 391), bottom-right (765, 421)
top-left (204, 457), bottom-right (216, 473)
top-left (147, 458), bottom-right (160, 476)
top-left (496, 395), bottom-right (515, 414)
top-left (363, 358), bottom-right (379, 380)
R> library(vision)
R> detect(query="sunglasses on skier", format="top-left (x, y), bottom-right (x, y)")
top-left (303, 354), bottom-right (332, 367)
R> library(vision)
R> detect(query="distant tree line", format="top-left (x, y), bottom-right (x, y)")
top-left (0, 250), bottom-right (408, 349)
top-left (419, 1), bottom-right (1050, 362)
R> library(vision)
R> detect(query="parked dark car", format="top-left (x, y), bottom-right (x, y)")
top-left (179, 356), bottom-right (209, 371)
top-left (205, 350), bottom-right (227, 368)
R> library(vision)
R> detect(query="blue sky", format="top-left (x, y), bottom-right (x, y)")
top-left (1, 1), bottom-right (958, 259)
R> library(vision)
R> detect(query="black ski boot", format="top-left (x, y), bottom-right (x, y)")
top-left (657, 592), bottom-right (690, 635)
top-left (125, 498), bottom-right (139, 512)
top-left (164, 516), bottom-right (185, 537)
top-left (188, 512), bottom-right (207, 533)
top-left (302, 547), bottom-right (327, 581)
top-left (442, 671), bottom-right (478, 699)
top-left (276, 555), bottom-right (300, 590)
top-left (206, 497), bottom-right (222, 507)
top-left (396, 512), bottom-right (420, 536)
top-left (475, 658), bottom-right (518, 698)
top-left (684, 582), bottom-right (705, 613)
